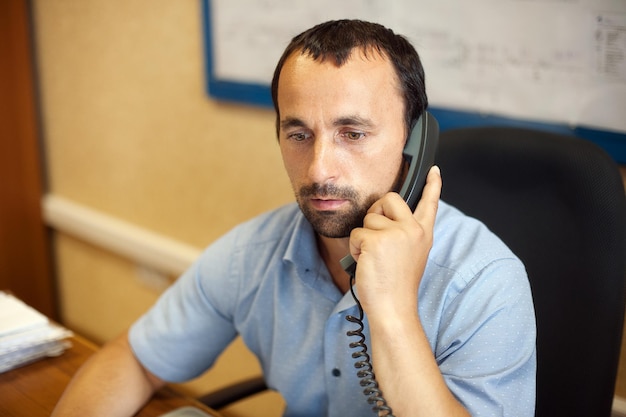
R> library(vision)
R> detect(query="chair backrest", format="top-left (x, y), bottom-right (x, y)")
top-left (436, 126), bottom-right (626, 417)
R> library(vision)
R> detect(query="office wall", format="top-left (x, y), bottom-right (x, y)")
top-left (32, 0), bottom-right (626, 410)
top-left (31, 0), bottom-right (289, 414)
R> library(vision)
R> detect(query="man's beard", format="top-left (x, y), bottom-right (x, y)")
top-left (296, 160), bottom-right (407, 238)
top-left (296, 183), bottom-right (378, 238)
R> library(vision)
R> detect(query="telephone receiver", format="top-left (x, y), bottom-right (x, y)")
top-left (340, 111), bottom-right (440, 276)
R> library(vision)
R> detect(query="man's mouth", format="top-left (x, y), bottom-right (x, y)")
top-left (298, 183), bottom-right (357, 212)
top-left (309, 197), bottom-right (348, 211)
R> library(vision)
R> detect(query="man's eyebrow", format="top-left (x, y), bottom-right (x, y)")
top-left (280, 117), bottom-right (307, 131)
top-left (333, 115), bottom-right (375, 128)
top-left (279, 115), bottom-right (375, 131)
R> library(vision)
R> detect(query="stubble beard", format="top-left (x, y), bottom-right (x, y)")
top-left (295, 163), bottom-right (408, 238)
top-left (296, 183), bottom-right (378, 238)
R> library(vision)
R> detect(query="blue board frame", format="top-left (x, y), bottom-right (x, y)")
top-left (201, 0), bottom-right (626, 164)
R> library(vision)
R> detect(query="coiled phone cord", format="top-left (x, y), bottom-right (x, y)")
top-left (346, 273), bottom-right (395, 417)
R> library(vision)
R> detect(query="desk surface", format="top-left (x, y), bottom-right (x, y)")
top-left (0, 334), bottom-right (222, 417)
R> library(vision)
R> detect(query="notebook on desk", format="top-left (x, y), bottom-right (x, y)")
top-left (0, 291), bottom-right (73, 373)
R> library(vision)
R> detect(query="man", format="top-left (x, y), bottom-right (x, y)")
top-left (52, 19), bottom-right (536, 417)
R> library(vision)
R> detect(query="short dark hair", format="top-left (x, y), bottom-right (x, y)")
top-left (270, 19), bottom-right (428, 137)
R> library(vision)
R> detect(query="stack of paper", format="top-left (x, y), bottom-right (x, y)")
top-left (0, 291), bottom-right (73, 373)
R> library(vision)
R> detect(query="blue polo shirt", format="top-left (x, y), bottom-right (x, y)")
top-left (129, 201), bottom-right (536, 417)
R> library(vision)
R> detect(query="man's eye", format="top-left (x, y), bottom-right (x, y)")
top-left (344, 131), bottom-right (365, 140)
top-left (288, 132), bottom-right (308, 141)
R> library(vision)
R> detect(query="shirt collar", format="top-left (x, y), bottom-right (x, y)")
top-left (282, 206), bottom-right (350, 305)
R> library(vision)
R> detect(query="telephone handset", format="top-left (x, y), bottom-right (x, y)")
top-left (397, 110), bottom-right (440, 212)
top-left (341, 111), bottom-right (439, 416)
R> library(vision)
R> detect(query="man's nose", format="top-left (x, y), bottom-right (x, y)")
top-left (308, 137), bottom-right (339, 184)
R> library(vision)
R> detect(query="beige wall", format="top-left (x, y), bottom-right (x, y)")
top-left (32, 0), bottom-right (288, 415)
top-left (31, 0), bottom-right (626, 413)
top-left (33, 0), bottom-right (292, 247)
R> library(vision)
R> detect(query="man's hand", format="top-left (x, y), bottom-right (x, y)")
top-left (347, 166), bottom-right (470, 417)
top-left (348, 165), bottom-right (442, 316)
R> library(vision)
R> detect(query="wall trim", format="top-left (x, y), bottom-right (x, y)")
top-left (614, 396), bottom-right (626, 416)
top-left (41, 194), bottom-right (201, 276)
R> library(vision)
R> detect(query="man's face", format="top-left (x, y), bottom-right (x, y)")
top-left (277, 49), bottom-right (406, 238)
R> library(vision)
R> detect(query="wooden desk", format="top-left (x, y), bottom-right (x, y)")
top-left (0, 334), bottom-right (222, 417)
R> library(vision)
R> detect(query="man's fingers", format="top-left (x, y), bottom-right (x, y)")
top-left (413, 165), bottom-right (442, 228)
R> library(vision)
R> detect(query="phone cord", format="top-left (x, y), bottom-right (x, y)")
top-left (346, 273), bottom-right (395, 417)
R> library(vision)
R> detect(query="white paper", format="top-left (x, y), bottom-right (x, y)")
top-left (0, 291), bottom-right (73, 373)
top-left (0, 292), bottom-right (48, 336)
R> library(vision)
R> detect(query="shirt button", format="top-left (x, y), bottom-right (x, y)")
top-left (332, 368), bottom-right (341, 377)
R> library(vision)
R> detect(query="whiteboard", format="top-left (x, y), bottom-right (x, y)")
top-left (202, 0), bottom-right (626, 160)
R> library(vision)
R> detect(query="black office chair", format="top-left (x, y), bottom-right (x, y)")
top-left (436, 126), bottom-right (626, 417)
top-left (198, 375), bottom-right (268, 410)
top-left (200, 126), bottom-right (626, 417)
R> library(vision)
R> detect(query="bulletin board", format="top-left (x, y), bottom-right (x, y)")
top-left (201, 0), bottom-right (626, 163)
